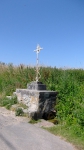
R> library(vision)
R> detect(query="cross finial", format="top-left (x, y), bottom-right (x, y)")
top-left (34, 44), bottom-right (43, 82)
top-left (34, 44), bottom-right (43, 53)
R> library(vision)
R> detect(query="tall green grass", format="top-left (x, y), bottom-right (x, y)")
top-left (0, 62), bottom-right (84, 149)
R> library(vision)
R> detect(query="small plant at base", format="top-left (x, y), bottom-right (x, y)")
top-left (15, 108), bottom-right (24, 116)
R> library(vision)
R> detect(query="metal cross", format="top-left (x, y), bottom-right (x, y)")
top-left (34, 44), bottom-right (43, 82)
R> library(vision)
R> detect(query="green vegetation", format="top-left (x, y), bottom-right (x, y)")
top-left (0, 62), bottom-right (84, 149)
top-left (15, 107), bottom-right (24, 116)
top-left (0, 95), bottom-right (18, 110)
top-left (46, 125), bottom-right (84, 150)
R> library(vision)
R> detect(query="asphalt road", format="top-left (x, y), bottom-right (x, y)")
top-left (0, 107), bottom-right (76, 150)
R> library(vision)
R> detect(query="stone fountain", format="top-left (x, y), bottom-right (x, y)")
top-left (15, 45), bottom-right (58, 120)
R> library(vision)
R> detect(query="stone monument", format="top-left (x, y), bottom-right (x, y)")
top-left (15, 45), bottom-right (58, 120)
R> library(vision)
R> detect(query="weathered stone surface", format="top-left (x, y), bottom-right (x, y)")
top-left (27, 81), bottom-right (46, 90)
top-left (15, 81), bottom-right (58, 120)
top-left (15, 88), bottom-right (58, 120)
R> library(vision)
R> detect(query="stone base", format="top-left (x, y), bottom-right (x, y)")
top-left (27, 81), bottom-right (46, 90)
top-left (15, 89), bottom-right (58, 120)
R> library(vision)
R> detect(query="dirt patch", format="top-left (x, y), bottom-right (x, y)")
top-left (0, 107), bottom-right (55, 127)
top-left (0, 107), bottom-right (29, 124)
top-left (34, 119), bottom-right (55, 128)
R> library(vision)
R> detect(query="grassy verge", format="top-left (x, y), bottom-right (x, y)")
top-left (0, 96), bottom-right (28, 117)
top-left (0, 95), bottom-right (18, 109)
top-left (45, 124), bottom-right (84, 150)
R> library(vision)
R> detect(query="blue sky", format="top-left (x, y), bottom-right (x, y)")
top-left (0, 0), bottom-right (84, 68)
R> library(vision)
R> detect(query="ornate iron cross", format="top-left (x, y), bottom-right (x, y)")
top-left (34, 44), bottom-right (43, 81)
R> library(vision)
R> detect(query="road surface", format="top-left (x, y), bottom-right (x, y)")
top-left (0, 107), bottom-right (76, 150)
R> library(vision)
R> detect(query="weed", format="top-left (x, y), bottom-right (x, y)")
top-left (15, 108), bottom-right (24, 116)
